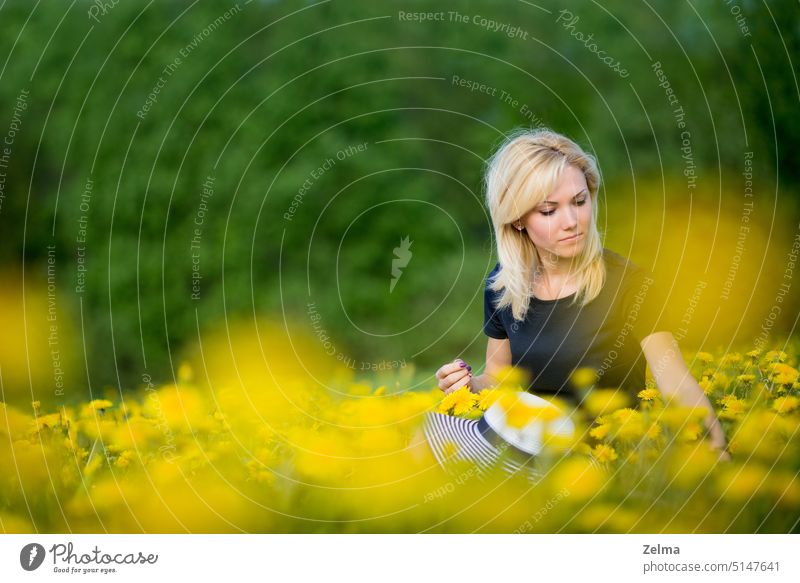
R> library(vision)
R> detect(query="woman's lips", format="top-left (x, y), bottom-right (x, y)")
top-left (560, 233), bottom-right (582, 242)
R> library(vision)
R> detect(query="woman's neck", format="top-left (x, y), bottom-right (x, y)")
top-left (535, 252), bottom-right (577, 280)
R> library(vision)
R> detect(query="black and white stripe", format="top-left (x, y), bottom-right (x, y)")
top-left (423, 412), bottom-right (543, 482)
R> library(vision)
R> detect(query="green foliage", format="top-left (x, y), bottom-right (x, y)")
top-left (0, 0), bottom-right (797, 391)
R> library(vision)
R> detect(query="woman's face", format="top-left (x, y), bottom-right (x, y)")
top-left (518, 164), bottom-right (592, 260)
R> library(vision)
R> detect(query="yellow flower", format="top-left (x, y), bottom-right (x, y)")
top-left (115, 450), bottom-right (135, 469)
top-left (771, 363), bottom-right (799, 385)
top-left (646, 422), bottom-right (662, 440)
top-left (696, 352), bottom-right (714, 364)
top-left (373, 386), bottom-right (386, 396)
top-left (583, 389), bottom-right (630, 418)
top-left (571, 367), bottom-right (598, 389)
top-left (716, 464), bottom-right (768, 501)
top-left (772, 396), bottom-right (799, 414)
top-left (764, 350), bottom-right (787, 362)
top-left (746, 349), bottom-right (761, 359)
top-left (680, 421), bottom-right (703, 442)
top-left (730, 410), bottom-right (793, 461)
top-left (718, 395), bottom-right (747, 420)
top-left (767, 471), bottom-right (800, 507)
top-left (658, 406), bottom-right (708, 433)
top-left (637, 388), bottom-right (661, 402)
top-left (178, 362), bottom-right (194, 383)
top-left (551, 457), bottom-right (606, 501)
top-left (460, 407), bottom-right (484, 420)
top-left (668, 444), bottom-right (718, 489)
top-left (592, 443), bottom-right (618, 463)
top-left (699, 376), bottom-right (714, 395)
top-left (609, 408), bottom-right (646, 442)
top-left (720, 353), bottom-right (742, 366)
top-left (80, 399), bottom-right (113, 417)
top-left (477, 389), bottom-right (499, 411)
top-left (34, 413), bottom-right (62, 431)
top-left (736, 374), bottom-right (756, 384)
top-left (503, 398), bottom-right (560, 429)
top-left (491, 365), bottom-right (530, 389)
top-left (437, 386), bottom-right (476, 416)
top-left (589, 423), bottom-right (610, 440)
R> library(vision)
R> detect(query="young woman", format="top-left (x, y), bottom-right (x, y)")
top-left (435, 128), bottom-right (728, 458)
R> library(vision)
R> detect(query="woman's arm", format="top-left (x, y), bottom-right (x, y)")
top-left (469, 337), bottom-right (512, 393)
top-left (640, 331), bottom-right (730, 459)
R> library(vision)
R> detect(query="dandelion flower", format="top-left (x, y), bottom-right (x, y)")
top-left (720, 353), bottom-right (742, 366)
top-left (571, 367), bottom-right (598, 389)
top-left (772, 396), bottom-right (799, 414)
top-left (637, 388), bottom-right (661, 402)
top-left (771, 363), bottom-right (799, 385)
top-left (583, 389), bottom-right (630, 417)
top-left (764, 350), bottom-right (787, 362)
top-left (696, 352), bottom-right (714, 364)
top-left (610, 408), bottom-right (646, 442)
top-left (79, 400), bottom-right (114, 418)
top-left (492, 365), bottom-right (529, 389)
top-left (477, 389), bottom-right (499, 411)
top-left (717, 395), bottom-right (747, 421)
top-left (589, 423), bottom-right (610, 440)
top-left (592, 443), bottom-right (618, 463)
top-left (437, 386), bottom-right (476, 416)
top-left (115, 451), bottom-right (135, 469)
top-left (680, 421), bottom-right (703, 441)
top-left (646, 422), bottom-right (662, 440)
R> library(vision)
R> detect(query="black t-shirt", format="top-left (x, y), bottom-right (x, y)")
top-left (483, 249), bottom-right (672, 403)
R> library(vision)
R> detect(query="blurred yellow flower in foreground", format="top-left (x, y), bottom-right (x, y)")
top-left (571, 367), bottom-right (598, 389)
top-left (1, 333), bottom-right (799, 533)
top-left (583, 389), bottom-right (630, 418)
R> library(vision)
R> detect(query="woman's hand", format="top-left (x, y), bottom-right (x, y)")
top-left (436, 359), bottom-right (473, 395)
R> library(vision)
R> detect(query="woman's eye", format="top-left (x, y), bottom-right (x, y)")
top-left (540, 209), bottom-right (555, 216)
top-left (575, 197), bottom-right (587, 206)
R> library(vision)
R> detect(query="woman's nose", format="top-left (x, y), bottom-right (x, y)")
top-left (562, 207), bottom-right (578, 229)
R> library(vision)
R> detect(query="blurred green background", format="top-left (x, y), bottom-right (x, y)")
top-left (0, 0), bottom-right (798, 406)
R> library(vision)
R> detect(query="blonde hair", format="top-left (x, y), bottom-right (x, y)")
top-left (484, 128), bottom-right (606, 321)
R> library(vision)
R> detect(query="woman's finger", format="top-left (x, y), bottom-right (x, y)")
top-left (442, 368), bottom-right (471, 390)
top-left (443, 374), bottom-right (472, 395)
top-left (441, 359), bottom-right (471, 378)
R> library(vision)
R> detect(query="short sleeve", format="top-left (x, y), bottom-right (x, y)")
top-left (621, 266), bottom-right (673, 343)
top-left (483, 263), bottom-right (508, 339)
